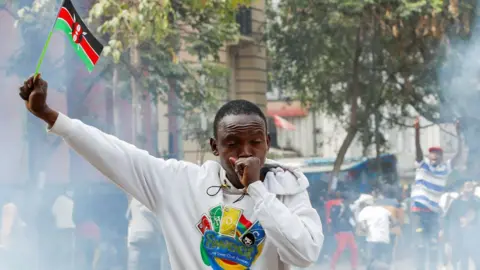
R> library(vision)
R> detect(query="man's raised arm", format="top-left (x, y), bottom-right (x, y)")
top-left (414, 117), bottom-right (423, 163)
top-left (19, 75), bottom-right (197, 212)
top-left (450, 120), bottom-right (463, 167)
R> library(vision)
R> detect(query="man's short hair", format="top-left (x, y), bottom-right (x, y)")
top-left (213, 99), bottom-right (267, 138)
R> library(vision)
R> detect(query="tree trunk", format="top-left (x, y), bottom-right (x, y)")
top-left (112, 66), bottom-right (121, 136)
top-left (130, 39), bottom-right (143, 147)
top-left (330, 128), bottom-right (358, 191)
top-left (374, 110), bottom-right (382, 183)
top-left (312, 109), bottom-right (318, 155)
top-left (329, 27), bottom-right (362, 192)
top-left (105, 69), bottom-right (114, 135)
top-left (167, 78), bottom-right (179, 159)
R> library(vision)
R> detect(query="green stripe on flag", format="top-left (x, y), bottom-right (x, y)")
top-left (54, 18), bottom-right (95, 72)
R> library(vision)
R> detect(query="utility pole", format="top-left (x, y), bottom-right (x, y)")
top-left (312, 109), bottom-right (318, 156)
top-left (130, 38), bottom-right (143, 147)
top-left (167, 78), bottom-right (180, 159)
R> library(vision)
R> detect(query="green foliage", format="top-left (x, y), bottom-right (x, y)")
top-left (86, 0), bottom-right (252, 103)
top-left (7, 0), bottom-right (67, 88)
top-left (88, 0), bottom-right (252, 63)
top-left (181, 61), bottom-right (230, 158)
top-left (267, 0), bottom-right (475, 156)
top-left (86, 0), bottom-right (253, 149)
top-left (11, 0), bottom-right (254, 151)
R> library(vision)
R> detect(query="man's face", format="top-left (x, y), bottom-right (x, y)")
top-left (428, 151), bottom-right (443, 165)
top-left (210, 114), bottom-right (270, 182)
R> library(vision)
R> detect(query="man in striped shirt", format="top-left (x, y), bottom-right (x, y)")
top-left (411, 118), bottom-right (462, 270)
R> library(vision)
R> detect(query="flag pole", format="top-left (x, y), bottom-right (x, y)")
top-left (34, 29), bottom-right (54, 78)
top-left (33, 0), bottom-right (65, 80)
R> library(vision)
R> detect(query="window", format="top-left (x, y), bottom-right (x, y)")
top-left (236, 7), bottom-right (252, 36)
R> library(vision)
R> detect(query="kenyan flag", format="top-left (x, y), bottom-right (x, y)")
top-left (54, 0), bottom-right (103, 72)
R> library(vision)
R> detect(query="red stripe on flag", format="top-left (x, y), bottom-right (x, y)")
top-left (238, 215), bottom-right (252, 229)
top-left (79, 39), bottom-right (100, 64)
top-left (58, 7), bottom-right (74, 26)
top-left (57, 7), bottom-right (100, 65)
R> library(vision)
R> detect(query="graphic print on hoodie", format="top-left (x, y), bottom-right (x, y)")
top-left (197, 204), bottom-right (266, 269)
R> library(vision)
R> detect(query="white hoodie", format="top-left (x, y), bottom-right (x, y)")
top-left (49, 113), bottom-right (324, 270)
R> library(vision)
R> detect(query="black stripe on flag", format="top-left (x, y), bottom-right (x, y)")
top-left (61, 0), bottom-right (103, 55)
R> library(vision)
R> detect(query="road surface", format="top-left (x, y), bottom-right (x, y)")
top-left (295, 259), bottom-right (474, 270)
top-left (291, 258), bottom-right (414, 270)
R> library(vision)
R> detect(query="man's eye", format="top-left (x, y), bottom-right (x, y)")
top-left (227, 142), bottom-right (236, 146)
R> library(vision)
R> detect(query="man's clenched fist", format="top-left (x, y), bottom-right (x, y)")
top-left (19, 74), bottom-right (58, 126)
top-left (229, 157), bottom-right (262, 188)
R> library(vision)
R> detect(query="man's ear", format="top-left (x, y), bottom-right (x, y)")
top-left (210, 138), bottom-right (219, 156)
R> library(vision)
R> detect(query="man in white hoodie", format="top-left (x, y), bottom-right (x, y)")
top-left (19, 75), bottom-right (324, 270)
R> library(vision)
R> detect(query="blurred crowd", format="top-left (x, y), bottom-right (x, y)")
top-left (0, 176), bottom-right (479, 270)
top-left (313, 179), bottom-right (480, 270)
top-left (0, 119), bottom-right (474, 270)
top-left (0, 185), bottom-right (169, 270)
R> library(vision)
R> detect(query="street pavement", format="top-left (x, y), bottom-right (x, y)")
top-left (291, 258), bottom-right (414, 270)
top-left (296, 259), bottom-right (476, 270)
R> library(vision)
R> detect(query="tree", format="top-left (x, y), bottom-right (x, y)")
top-left (12, 0), bottom-right (253, 156)
top-left (267, 0), bottom-right (475, 188)
top-left (87, 0), bottom-right (253, 153)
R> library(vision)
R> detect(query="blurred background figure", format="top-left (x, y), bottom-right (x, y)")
top-left (351, 192), bottom-right (375, 262)
top-left (0, 189), bottom-right (32, 270)
top-left (443, 180), bottom-right (480, 270)
top-left (51, 187), bottom-right (75, 270)
top-left (375, 184), bottom-right (404, 265)
top-left (357, 204), bottom-right (393, 270)
top-left (329, 192), bottom-right (358, 270)
top-left (439, 182), bottom-right (460, 269)
top-left (324, 192), bottom-right (344, 261)
top-left (74, 187), bottom-right (101, 270)
top-left (127, 197), bottom-right (170, 270)
top-left (410, 119), bottom-right (461, 270)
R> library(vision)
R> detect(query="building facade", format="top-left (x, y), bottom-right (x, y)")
top-left (267, 99), bottom-right (461, 181)
top-left (0, 1), bottom-right (155, 185)
top-left (157, 1), bottom-right (268, 163)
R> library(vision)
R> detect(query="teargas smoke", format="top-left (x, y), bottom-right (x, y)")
top-left (0, 3), bottom-right (129, 270)
top-left (437, 1), bottom-right (480, 176)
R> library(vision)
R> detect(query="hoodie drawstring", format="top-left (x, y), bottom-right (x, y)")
top-left (206, 180), bottom-right (231, 196)
top-left (206, 180), bottom-right (248, 203)
top-left (233, 192), bottom-right (247, 203)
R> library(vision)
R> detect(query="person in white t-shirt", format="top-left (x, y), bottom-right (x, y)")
top-left (0, 190), bottom-right (29, 270)
top-left (51, 188), bottom-right (75, 270)
top-left (127, 197), bottom-right (169, 270)
top-left (358, 205), bottom-right (392, 270)
top-left (438, 188), bottom-right (459, 269)
top-left (52, 189), bottom-right (76, 229)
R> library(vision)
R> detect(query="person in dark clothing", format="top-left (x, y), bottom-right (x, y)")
top-left (73, 188), bottom-right (100, 270)
top-left (329, 195), bottom-right (358, 270)
top-left (316, 194), bottom-right (328, 263)
top-left (444, 181), bottom-right (480, 270)
top-left (324, 193), bottom-right (343, 260)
